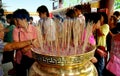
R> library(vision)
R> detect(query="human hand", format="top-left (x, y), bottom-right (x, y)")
top-left (97, 49), bottom-right (107, 57)
top-left (22, 45), bottom-right (33, 54)
top-left (90, 57), bottom-right (98, 63)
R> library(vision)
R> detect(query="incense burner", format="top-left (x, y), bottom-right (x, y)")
top-left (31, 46), bottom-right (98, 76)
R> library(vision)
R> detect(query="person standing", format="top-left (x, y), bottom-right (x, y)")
top-left (12, 9), bottom-right (38, 76)
top-left (37, 5), bottom-right (56, 43)
top-left (29, 5), bottom-right (56, 76)
top-left (0, 20), bottom-right (39, 76)
top-left (106, 15), bottom-right (118, 53)
top-left (2, 14), bottom-right (16, 75)
top-left (106, 26), bottom-right (120, 76)
top-left (94, 12), bottom-right (109, 76)
top-left (74, 5), bottom-right (85, 27)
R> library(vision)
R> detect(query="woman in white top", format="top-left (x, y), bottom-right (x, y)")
top-left (37, 5), bottom-right (56, 42)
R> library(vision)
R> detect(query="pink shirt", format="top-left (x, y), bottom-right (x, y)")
top-left (13, 24), bottom-right (37, 64)
top-left (82, 30), bottom-right (96, 45)
top-left (111, 34), bottom-right (120, 59)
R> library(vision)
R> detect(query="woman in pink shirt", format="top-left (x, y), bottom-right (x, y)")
top-left (12, 9), bottom-right (37, 76)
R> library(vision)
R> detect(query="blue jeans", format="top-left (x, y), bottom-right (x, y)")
top-left (95, 54), bottom-right (105, 76)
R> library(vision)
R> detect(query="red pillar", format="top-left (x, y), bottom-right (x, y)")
top-left (106, 0), bottom-right (115, 17)
top-left (100, 0), bottom-right (115, 17)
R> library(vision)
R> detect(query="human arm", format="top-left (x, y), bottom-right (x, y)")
top-left (3, 40), bottom-right (32, 51)
top-left (4, 25), bottom-right (15, 33)
top-left (96, 47), bottom-right (107, 57)
top-left (109, 31), bottom-right (115, 37)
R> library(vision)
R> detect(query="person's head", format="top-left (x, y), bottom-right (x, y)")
top-left (84, 12), bottom-right (101, 32)
top-left (29, 17), bottom-right (33, 21)
top-left (109, 15), bottom-right (117, 29)
top-left (0, 8), bottom-right (4, 17)
top-left (74, 5), bottom-right (83, 16)
top-left (6, 14), bottom-right (14, 25)
top-left (37, 5), bottom-right (49, 18)
top-left (99, 12), bottom-right (108, 25)
top-left (29, 16), bottom-right (33, 23)
top-left (65, 8), bottom-right (77, 18)
top-left (113, 11), bottom-right (120, 20)
top-left (0, 9), bottom-right (6, 23)
top-left (13, 9), bottom-right (30, 28)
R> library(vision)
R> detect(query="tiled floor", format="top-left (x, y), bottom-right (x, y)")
top-left (2, 62), bottom-right (15, 76)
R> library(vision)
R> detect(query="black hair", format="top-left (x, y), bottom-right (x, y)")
top-left (0, 8), bottom-right (5, 23)
top-left (0, 8), bottom-right (4, 17)
top-left (84, 12), bottom-right (101, 24)
top-left (110, 15), bottom-right (118, 25)
top-left (113, 11), bottom-right (120, 18)
top-left (100, 12), bottom-right (108, 24)
top-left (66, 9), bottom-right (76, 18)
top-left (74, 5), bottom-right (82, 11)
top-left (29, 17), bottom-right (33, 20)
top-left (6, 14), bottom-right (14, 25)
top-left (6, 14), bottom-right (13, 19)
top-left (37, 5), bottom-right (49, 17)
top-left (13, 9), bottom-right (30, 21)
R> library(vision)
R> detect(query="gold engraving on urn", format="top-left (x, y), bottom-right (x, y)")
top-left (32, 47), bottom-right (98, 76)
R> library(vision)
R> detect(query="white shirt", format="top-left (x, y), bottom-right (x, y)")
top-left (78, 14), bottom-right (85, 27)
top-left (39, 18), bottom-right (56, 41)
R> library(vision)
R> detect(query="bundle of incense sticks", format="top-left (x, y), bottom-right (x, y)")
top-left (34, 18), bottom-right (93, 56)
top-left (82, 22), bottom-right (93, 53)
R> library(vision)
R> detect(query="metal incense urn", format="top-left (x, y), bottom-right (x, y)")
top-left (31, 46), bottom-right (98, 76)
